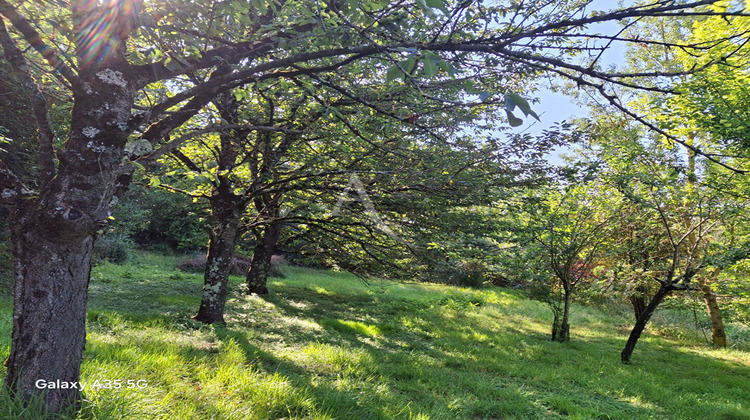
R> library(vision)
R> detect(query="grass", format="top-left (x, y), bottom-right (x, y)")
top-left (0, 252), bottom-right (749, 419)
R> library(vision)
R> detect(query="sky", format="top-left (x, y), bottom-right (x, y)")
top-left (509, 0), bottom-right (632, 160)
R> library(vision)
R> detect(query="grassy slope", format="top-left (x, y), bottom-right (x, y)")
top-left (0, 253), bottom-right (749, 419)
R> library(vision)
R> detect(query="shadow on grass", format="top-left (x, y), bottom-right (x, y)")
top-left (40, 266), bottom-right (750, 419)
top-left (241, 286), bottom-right (719, 419)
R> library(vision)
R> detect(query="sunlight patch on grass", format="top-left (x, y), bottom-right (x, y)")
top-left (309, 286), bottom-right (336, 296)
top-left (319, 318), bottom-right (382, 337)
top-left (282, 342), bottom-right (377, 378)
top-left (618, 395), bottom-right (659, 410)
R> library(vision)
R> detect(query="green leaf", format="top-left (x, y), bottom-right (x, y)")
top-left (464, 80), bottom-right (481, 94)
top-left (252, 0), bottom-right (268, 14)
top-left (403, 56), bottom-right (417, 72)
top-left (425, 0), bottom-right (449, 14)
top-left (415, 0), bottom-right (435, 16)
top-left (164, 58), bottom-right (183, 72)
top-left (505, 92), bottom-right (540, 121)
top-left (149, 176), bottom-right (161, 188)
top-left (478, 92), bottom-right (492, 102)
top-left (436, 58), bottom-right (457, 76)
top-left (423, 57), bottom-right (439, 78)
top-left (386, 64), bottom-right (403, 83)
top-left (505, 110), bottom-right (523, 127)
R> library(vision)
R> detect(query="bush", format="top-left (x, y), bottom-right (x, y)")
top-left (93, 232), bottom-right (133, 264)
top-left (119, 185), bottom-right (208, 252)
top-left (426, 259), bottom-right (486, 287)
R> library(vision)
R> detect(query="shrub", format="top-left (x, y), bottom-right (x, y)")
top-left (119, 186), bottom-right (208, 252)
top-left (426, 259), bottom-right (486, 288)
top-left (93, 232), bottom-right (133, 264)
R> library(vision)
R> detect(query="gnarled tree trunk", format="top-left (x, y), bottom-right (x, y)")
top-left (3, 61), bottom-right (136, 411)
top-left (5, 222), bottom-right (94, 412)
top-left (194, 90), bottom-right (244, 324)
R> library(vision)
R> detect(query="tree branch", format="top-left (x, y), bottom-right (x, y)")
top-left (0, 0), bottom-right (80, 88)
top-left (0, 18), bottom-right (56, 185)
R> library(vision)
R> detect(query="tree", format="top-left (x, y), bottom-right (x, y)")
top-left (0, 0), bottom-right (746, 411)
top-left (619, 5), bottom-right (750, 347)
top-left (582, 126), bottom-right (734, 361)
top-left (564, 110), bottom-right (745, 357)
top-left (616, 164), bottom-right (724, 362)
top-left (518, 178), bottom-right (616, 342)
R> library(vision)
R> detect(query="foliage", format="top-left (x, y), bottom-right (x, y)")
top-left (119, 185), bottom-right (208, 252)
top-left (2, 0), bottom-right (750, 410)
top-left (93, 231), bottom-right (133, 265)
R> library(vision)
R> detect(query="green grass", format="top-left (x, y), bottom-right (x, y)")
top-left (1, 252), bottom-right (749, 419)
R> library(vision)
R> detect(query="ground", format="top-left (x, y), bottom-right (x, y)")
top-left (1, 252), bottom-right (749, 419)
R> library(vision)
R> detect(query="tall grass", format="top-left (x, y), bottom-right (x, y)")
top-left (0, 253), bottom-right (748, 419)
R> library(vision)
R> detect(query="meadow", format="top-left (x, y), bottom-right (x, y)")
top-left (1, 253), bottom-right (749, 419)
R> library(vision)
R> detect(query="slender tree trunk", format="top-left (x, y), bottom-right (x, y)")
top-left (621, 284), bottom-right (672, 363)
top-left (697, 270), bottom-right (727, 348)
top-left (246, 222), bottom-right (281, 295)
top-left (551, 309), bottom-right (561, 341)
top-left (681, 135), bottom-right (725, 347)
top-left (557, 288), bottom-right (571, 342)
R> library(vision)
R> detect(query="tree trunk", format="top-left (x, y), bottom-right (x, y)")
top-left (2, 52), bottom-right (136, 411)
top-left (621, 284), bottom-right (671, 363)
top-left (697, 270), bottom-right (727, 348)
top-left (551, 310), bottom-right (561, 341)
top-left (193, 89), bottom-right (244, 324)
top-left (246, 222), bottom-right (281, 295)
top-left (4, 224), bottom-right (93, 412)
top-left (629, 283), bottom-right (648, 321)
top-left (194, 200), bottom-right (241, 324)
top-left (556, 289), bottom-right (571, 342)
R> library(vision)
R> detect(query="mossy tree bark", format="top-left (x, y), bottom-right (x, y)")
top-left (1, 5), bottom-right (137, 409)
top-left (194, 209), bottom-right (241, 324)
top-left (194, 90), bottom-right (245, 324)
top-left (246, 222), bottom-right (281, 295)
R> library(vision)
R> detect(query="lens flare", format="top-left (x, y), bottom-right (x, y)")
top-left (75, 0), bottom-right (139, 67)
